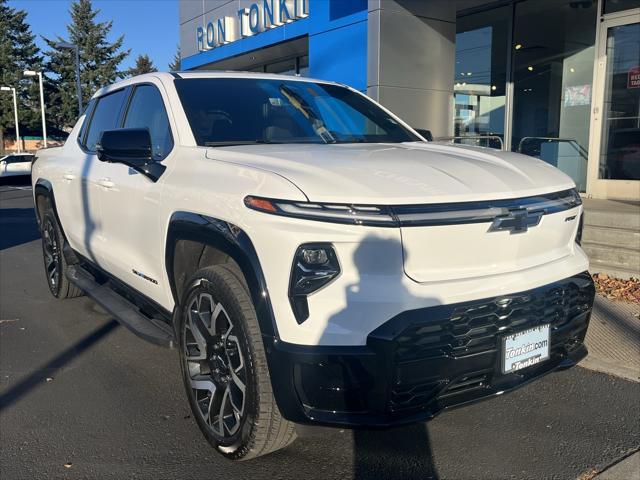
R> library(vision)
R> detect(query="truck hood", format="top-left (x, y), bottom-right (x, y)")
top-left (205, 142), bottom-right (576, 204)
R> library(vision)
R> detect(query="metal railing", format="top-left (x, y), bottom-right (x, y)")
top-left (435, 135), bottom-right (504, 149)
top-left (517, 137), bottom-right (588, 159)
top-left (434, 135), bottom-right (588, 161)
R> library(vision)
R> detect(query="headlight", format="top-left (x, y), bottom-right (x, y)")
top-left (244, 196), bottom-right (396, 227)
top-left (289, 243), bottom-right (340, 324)
top-left (245, 189), bottom-right (581, 228)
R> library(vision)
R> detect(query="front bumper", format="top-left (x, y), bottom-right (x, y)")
top-left (267, 271), bottom-right (595, 427)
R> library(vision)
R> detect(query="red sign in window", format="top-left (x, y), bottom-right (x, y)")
top-left (629, 66), bottom-right (640, 89)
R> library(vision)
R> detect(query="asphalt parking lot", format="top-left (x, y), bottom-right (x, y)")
top-left (1, 177), bottom-right (639, 480)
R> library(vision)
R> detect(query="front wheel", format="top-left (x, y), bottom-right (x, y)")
top-left (177, 265), bottom-right (296, 460)
top-left (40, 211), bottom-right (83, 299)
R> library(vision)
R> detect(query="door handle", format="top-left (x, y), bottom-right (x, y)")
top-left (98, 177), bottom-right (115, 189)
top-left (63, 172), bottom-right (76, 181)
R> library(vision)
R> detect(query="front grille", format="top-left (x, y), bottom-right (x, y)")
top-left (395, 274), bottom-right (594, 363)
top-left (379, 272), bottom-right (595, 413)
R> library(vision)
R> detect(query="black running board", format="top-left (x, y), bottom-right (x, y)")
top-left (66, 265), bottom-right (175, 348)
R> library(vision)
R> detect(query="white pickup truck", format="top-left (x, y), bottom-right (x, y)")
top-left (32, 72), bottom-right (595, 460)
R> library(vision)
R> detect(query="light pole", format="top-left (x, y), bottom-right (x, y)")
top-left (54, 41), bottom-right (82, 116)
top-left (24, 70), bottom-right (47, 148)
top-left (0, 86), bottom-right (21, 153)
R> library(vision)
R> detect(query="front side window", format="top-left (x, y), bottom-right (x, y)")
top-left (84, 90), bottom-right (127, 151)
top-left (174, 78), bottom-right (419, 146)
top-left (123, 84), bottom-right (174, 160)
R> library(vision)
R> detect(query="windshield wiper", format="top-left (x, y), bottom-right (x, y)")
top-left (205, 140), bottom-right (280, 147)
top-left (333, 136), bottom-right (368, 144)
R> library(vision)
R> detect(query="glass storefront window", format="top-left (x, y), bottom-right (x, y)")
top-left (454, 7), bottom-right (509, 149)
top-left (254, 55), bottom-right (309, 76)
top-left (298, 55), bottom-right (309, 76)
top-left (511, 0), bottom-right (597, 191)
top-left (603, 0), bottom-right (640, 14)
top-left (265, 58), bottom-right (297, 75)
top-left (599, 22), bottom-right (640, 180)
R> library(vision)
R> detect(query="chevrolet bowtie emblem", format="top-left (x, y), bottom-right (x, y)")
top-left (489, 208), bottom-right (542, 234)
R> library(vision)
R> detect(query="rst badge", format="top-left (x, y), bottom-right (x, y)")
top-left (490, 208), bottom-right (543, 234)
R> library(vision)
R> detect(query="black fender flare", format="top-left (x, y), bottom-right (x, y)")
top-left (166, 212), bottom-right (320, 421)
top-left (165, 212), bottom-right (279, 340)
top-left (33, 178), bottom-right (54, 226)
top-left (33, 178), bottom-right (78, 265)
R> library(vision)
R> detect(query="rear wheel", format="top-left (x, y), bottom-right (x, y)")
top-left (40, 211), bottom-right (83, 299)
top-left (178, 266), bottom-right (296, 460)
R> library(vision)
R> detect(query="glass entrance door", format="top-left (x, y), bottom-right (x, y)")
top-left (588, 10), bottom-right (640, 199)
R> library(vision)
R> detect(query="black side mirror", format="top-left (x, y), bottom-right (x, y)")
top-left (96, 128), bottom-right (165, 181)
top-left (414, 128), bottom-right (433, 142)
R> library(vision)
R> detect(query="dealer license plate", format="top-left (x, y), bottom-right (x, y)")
top-left (502, 324), bottom-right (550, 373)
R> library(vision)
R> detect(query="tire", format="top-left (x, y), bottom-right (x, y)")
top-left (177, 265), bottom-right (296, 460)
top-left (40, 210), bottom-right (83, 299)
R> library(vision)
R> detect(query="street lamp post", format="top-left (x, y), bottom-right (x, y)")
top-left (54, 41), bottom-right (82, 116)
top-left (0, 86), bottom-right (21, 153)
top-left (24, 70), bottom-right (47, 148)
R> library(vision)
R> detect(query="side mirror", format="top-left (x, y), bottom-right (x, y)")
top-left (414, 128), bottom-right (433, 142)
top-left (96, 128), bottom-right (165, 181)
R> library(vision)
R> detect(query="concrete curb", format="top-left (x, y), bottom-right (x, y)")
top-left (593, 451), bottom-right (640, 480)
top-left (580, 296), bottom-right (640, 383)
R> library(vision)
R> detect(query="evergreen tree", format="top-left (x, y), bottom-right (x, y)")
top-left (127, 54), bottom-right (157, 77)
top-left (168, 45), bottom-right (181, 71)
top-left (0, 0), bottom-right (44, 150)
top-left (43, 0), bottom-right (129, 129)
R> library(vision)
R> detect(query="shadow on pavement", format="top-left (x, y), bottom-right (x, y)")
top-left (0, 319), bottom-right (120, 412)
top-left (0, 208), bottom-right (41, 250)
top-left (353, 424), bottom-right (439, 479)
top-left (0, 176), bottom-right (31, 187)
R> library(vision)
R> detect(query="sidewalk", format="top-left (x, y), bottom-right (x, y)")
top-left (593, 451), bottom-right (640, 480)
top-left (577, 295), bottom-right (640, 480)
top-left (580, 295), bottom-right (640, 382)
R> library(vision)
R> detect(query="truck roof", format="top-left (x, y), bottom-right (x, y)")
top-left (93, 71), bottom-right (341, 99)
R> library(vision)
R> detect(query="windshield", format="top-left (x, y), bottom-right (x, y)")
top-left (174, 78), bottom-right (420, 146)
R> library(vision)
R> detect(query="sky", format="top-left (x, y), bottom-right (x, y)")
top-left (9, 0), bottom-right (179, 71)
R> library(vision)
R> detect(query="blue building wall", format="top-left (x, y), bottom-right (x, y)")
top-left (181, 0), bottom-right (368, 92)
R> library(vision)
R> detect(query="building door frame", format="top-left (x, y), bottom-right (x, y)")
top-left (586, 6), bottom-right (640, 200)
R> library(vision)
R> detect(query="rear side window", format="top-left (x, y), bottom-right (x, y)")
top-left (84, 90), bottom-right (127, 151)
top-left (77, 99), bottom-right (96, 146)
top-left (123, 85), bottom-right (174, 160)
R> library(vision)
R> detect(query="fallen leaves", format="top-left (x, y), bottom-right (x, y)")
top-left (592, 273), bottom-right (640, 303)
top-left (576, 468), bottom-right (598, 480)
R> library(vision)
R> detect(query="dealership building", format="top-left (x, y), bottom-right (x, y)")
top-left (179, 0), bottom-right (640, 202)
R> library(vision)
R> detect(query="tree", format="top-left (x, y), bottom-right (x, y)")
top-left (43, 0), bottom-right (130, 129)
top-left (0, 0), bottom-right (44, 151)
top-left (168, 45), bottom-right (181, 71)
top-left (127, 54), bottom-right (157, 77)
